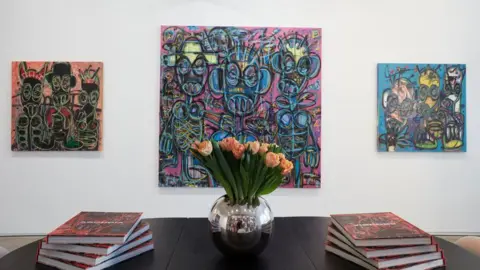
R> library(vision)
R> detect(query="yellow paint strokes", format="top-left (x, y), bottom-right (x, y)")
top-left (178, 41), bottom-right (218, 64)
top-left (425, 97), bottom-right (436, 108)
top-left (419, 69), bottom-right (440, 107)
top-left (312, 30), bottom-right (319, 39)
top-left (182, 42), bottom-right (202, 63)
top-left (237, 61), bottom-right (247, 71)
top-left (166, 55), bottom-right (176, 65)
top-left (286, 43), bottom-right (307, 63)
top-left (204, 54), bottom-right (218, 64)
top-left (445, 140), bottom-right (463, 149)
top-left (232, 87), bottom-right (244, 93)
top-left (419, 69), bottom-right (440, 88)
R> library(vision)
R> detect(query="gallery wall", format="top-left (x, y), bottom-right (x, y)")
top-left (0, 0), bottom-right (479, 235)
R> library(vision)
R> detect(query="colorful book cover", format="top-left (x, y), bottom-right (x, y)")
top-left (49, 212), bottom-right (142, 238)
top-left (43, 221), bottom-right (149, 249)
top-left (331, 212), bottom-right (430, 240)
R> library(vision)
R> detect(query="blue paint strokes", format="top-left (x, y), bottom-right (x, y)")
top-left (377, 63), bottom-right (466, 152)
top-left (160, 26), bottom-right (322, 188)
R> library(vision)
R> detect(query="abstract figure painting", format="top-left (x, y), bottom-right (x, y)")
top-left (378, 64), bottom-right (466, 152)
top-left (11, 62), bottom-right (103, 151)
top-left (160, 26), bottom-right (322, 188)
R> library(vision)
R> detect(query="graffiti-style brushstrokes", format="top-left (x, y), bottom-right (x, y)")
top-left (11, 62), bottom-right (103, 151)
top-left (160, 26), bottom-right (322, 188)
top-left (377, 64), bottom-right (466, 152)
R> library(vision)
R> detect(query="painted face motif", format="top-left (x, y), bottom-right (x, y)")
top-left (271, 35), bottom-right (321, 97)
top-left (18, 62), bottom-right (47, 116)
top-left (208, 28), bottom-right (232, 57)
top-left (382, 78), bottom-right (415, 121)
top-left (79, 89), bottom-right (99, 107)
top-left (176, 39), bottom-right (209, 97)
top-left (445, 67), bottom-right (463, 95)
top-left (46, 62), bottom-right (76, 107)
top-left (418, 67), bottom-right (440, 108)
top-left (209, 46), bottom-right (272, 116)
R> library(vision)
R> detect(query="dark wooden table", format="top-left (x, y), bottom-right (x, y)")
top-left (1, 217), bottom-right (478, 269)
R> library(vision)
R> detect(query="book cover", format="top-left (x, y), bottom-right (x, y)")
top-left (327, 225), bottom-right (438, 258)
top-left (48, 212), bottom-right (143, 238)
top-left (43, 221), bottom-right (148, 249)
top-left (331, 212), bottom-right (430, 240)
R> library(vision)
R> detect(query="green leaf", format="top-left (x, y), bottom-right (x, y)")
top-left (199, 151), bottom-right (235, 201)
top-left (232, 169), bottom-right (244, 203)
top-left (250, 165), bottom-right (268, 200)
top-left (208, 163), bottom-right (235, 200)
top-left (259, 173), bottom-right (283, 196)
top-left (224, 150), bottom-right (244, 202)
top-left (248, 155), bottom-right (260, 199)
top-left (240, 164), bottom-right (249, 201)
top-left (255, 168), bottom-right (273, 195)
top-left (247, 154), bottom-right (257, 195)
top-left (259, 179), bottom-right (281, 195)
top-left (257, 166), bottom-right (283, 195)
top-left (212, 140), bottom-right (239, 203)
top-left (246, 153), bottom-right (257, 205)
top-left (244, 154), bottom-right (250, 189)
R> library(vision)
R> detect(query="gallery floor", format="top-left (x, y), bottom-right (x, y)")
top-left (0, 235), bottom-right (463, 253)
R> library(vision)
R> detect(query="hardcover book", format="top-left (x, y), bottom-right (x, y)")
top-left (41, 221), bottom-right (150, 255)
top-left (327, 226), bottom-right (438, 258)
top-left (47, 212), bottom-right (143, 244)
top-left (325, 241), bottom-right (445, 270)
top-left (40, 231), bottom-right (153, 265)
top-left (37, 241), bottom-right (154, 270)
top-left (326, 235), bottom-right (442, 269)
top-left (330, 212), bottom-right (431, 246)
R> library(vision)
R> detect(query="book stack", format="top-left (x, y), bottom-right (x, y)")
top-left (325, 212), bottom-right (446, 270)
top-left (36, 212), bottom-right (154, 270)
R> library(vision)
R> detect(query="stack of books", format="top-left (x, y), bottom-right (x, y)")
top-left (325, 212), bottom-right (445, 270)
top-left (36, 212), bottom-right (154, 270)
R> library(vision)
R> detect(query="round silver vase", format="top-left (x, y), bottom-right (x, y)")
top-left (208, 195), bottom-right (274, 257)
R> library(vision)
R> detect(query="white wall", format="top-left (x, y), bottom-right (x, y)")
top-left (0, 0), bottom-right (479, 235)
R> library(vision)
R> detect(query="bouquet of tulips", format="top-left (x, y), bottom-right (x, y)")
top-left (191, 137), bottom-right (294, 206)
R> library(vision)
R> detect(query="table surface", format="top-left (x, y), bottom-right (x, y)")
top-left (1, 217), bottom-right (479, 270)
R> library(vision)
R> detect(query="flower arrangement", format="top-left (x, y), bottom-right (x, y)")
top-left (191, 137), bottom-right (294, 206)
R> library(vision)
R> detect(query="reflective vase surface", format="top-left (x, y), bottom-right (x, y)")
top-left (208, 195), bottom-right (274, 257)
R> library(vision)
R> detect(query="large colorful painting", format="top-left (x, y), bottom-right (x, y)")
top-left (11, 62), bottom-right (103, 151)
top-left (159, 26), bottom-right (322, 188)
top-left (377, 64), bottom-right (466, 152)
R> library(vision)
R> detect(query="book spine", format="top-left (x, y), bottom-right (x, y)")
top-left (35, 242), bottom-right (41, 262)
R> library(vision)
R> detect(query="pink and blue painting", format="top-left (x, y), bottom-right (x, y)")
top-left (377, 64), bottom-right (466, 152)
top-left (159, 26), bottom-right (322, 188)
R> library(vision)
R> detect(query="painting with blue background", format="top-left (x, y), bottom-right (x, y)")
top-left (377, 63), bottom-right (466, 152)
